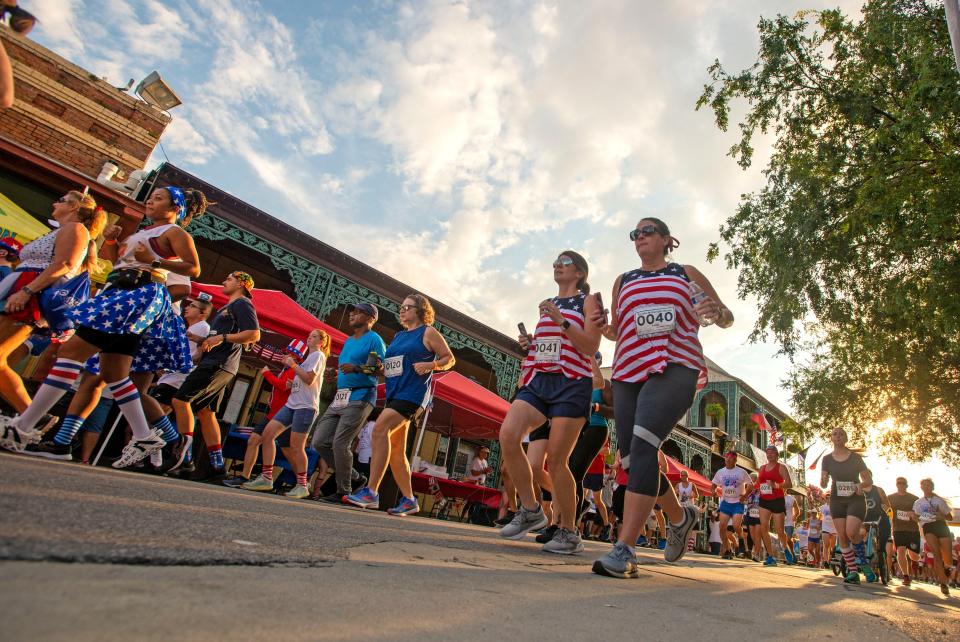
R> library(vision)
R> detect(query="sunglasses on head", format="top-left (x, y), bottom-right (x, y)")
top-left (552, 256), bottom-right (575, 268)
top-left (629, 225), bottom-right (660, 241)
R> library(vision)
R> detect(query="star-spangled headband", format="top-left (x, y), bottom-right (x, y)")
top-left (163, 186), bottom-right (188, 221)
top-left (286, 339), bottom-right (308, 359)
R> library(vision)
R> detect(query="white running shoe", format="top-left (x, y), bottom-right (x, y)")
top-left (113, 434), bottom-right (165, 469)
top-left (0, 415), bottom-right (41, 453)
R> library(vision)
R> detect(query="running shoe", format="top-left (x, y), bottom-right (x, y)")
top-left (158, 435), bottom-right (192, 474)
top-left (222, 477), bottom-right (249, 488)
top-left (318, 493), bottom-right (346, 504)
top-left (499, 504), bottom-right (548, 540)
top-left (764, 555), bottom-right (778, 566)
top-left (344, 487), bottom-right (380, 509)
top-left (722, 551), bottom-right (733, 560)
top-left (843, 571), bottom-right (861, 584)
top-left (185, 467), bottom-right (226, 483)
top-left (664, 505), bottom-right (698, 563)
top-left (862, 566), bottom-right (877, 583)
top-left (902, 575), bottom-right (911, 587)
top-left (387, 496), bottom-right (420, 516)
top-left (22, 439), bottom-right (72, 461)
top-left (242, 475), bottom-right (275, 492)
top-left (784, 546), bottom-right (796, 565)
top-left (112, 434), bottom-right (165, 469)
top-left (941, 583), bottom-right (950, 597)
top-left (285, 484), bottom-right (310, 499)
top-left (494, 511), bottom-right (516, 527)
top-left (0, 416), bottom-right (41, 453)
top-left (542, 527), bottom-right (584, 555)
top-left (592, 542), bottom-right (639, 579)
top-left (535, 524), bottom-right (560, 544)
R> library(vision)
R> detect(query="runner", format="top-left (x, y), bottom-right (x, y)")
top-left (757, 445), bottom-right (795, 566)
top-left (796, 519), bottom-right (810, 565)
top-left (345, 294), bottom-right (454, 515)
top-left (222, 339), bottom-right (303, 487)
top-left (676, 469), bottom-right (700, 551)
top-left (498, 250), bottom-right (601, 555)
top-left (807, 510), bottom-right (823, 568)
top-left (710, 451), bottom-right (752, 560)
top-left (859, 470), bottom-right (891, 581)
top-left (888, 477), bottom-right (921, 586)
top-left (743, 473), bottom-right (763, 562)
top-left (166, 271), bottom-right (260, 480)
top-left (0, 187), bottom-right (201, 466)
top-left (0, 190), bottom-right (104, 437)
top-left (784, 492), bottom-right (798, 554)
top-left (310, 302), bottom-right (385, 502)
top-left (820, 495), bottom-right (837, 568)
top-left (912, 478), bottom-right (954, 596)
top-left (243, 329), bottom-right (330, 498)
top-left (591, 218), bottom-right (733, 578)
top-left (820, 428), bottom-right (875, 584)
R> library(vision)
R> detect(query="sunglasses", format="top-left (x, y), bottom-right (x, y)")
top-left (2, 5), bottom-right (36, 36)
top-left (552, 256), bottom-right (575, 268)
top-left (55, 197), bottom-right (72, 204)
top-left (629, 225), bottom-right (660, 241)
top-left (399, 304), bottom-right (419, 312)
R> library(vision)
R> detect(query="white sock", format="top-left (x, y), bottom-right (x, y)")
top-left (106, 378), bottom-right (152, 441)
top-left (16, 358), bottom-right (84, 430)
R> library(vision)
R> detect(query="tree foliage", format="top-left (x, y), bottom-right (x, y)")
top-left (697, 0), bottom-right (960, 464)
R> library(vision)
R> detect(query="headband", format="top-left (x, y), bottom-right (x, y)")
top-left (163, 186), bottom-right (188, 221)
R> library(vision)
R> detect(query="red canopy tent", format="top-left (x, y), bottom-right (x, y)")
top-left (190, 283), bottom-right (347, 355)
top-left (378, 370), bottom-right (510, 442)
top-left (663, 455), bottom-right (713, 494)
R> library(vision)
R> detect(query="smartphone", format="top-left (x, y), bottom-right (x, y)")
top-left (594, 292), bottom-right (603, 311)
top-left (517, 322), bottom-right (528, 337)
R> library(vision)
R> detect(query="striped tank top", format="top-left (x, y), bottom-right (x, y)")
top-left (520, 292), bottom-right (592, 386)
top-left (611, 263), bottom-right (707, 389)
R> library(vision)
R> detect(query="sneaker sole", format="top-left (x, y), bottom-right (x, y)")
top-left (286, 493), bottom-right (309, 499)
top-left (542, 544), bottom-right (584, 555)
top-left (242, 485), bottom-right (275, 492)
top-left (591, 560), bottom-right (639, 579)
top-left (499, 513), bottom-right (549, 540)
top-left (22, 449), bottom-right (72, 461)
top-left (344, 498), bottom-right (379, 509)
top-left (388, 508), bottom-right (418, 516)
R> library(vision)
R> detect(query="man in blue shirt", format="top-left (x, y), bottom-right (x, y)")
top-left (311, 302), bottom-right (386, 502)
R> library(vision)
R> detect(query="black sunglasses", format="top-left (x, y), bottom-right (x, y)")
top-left (2, 5), bottom-right (36, 36)
top-left (629, 224), bottom-right (660, 241)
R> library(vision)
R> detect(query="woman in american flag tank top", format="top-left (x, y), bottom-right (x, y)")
top-left (498, 251), bottom-right (602, 555)
top-left (591, 218), bottom-right (734, 579)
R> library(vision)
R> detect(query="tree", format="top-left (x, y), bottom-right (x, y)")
top-left (697, 0), bottom-right (960, 464)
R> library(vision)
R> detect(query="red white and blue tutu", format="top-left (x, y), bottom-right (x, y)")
top-left (71, 283), bottom-right (192, 374)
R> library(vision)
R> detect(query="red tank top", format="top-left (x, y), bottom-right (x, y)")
top-left (520, 292), bottom-right (592, 386)
top-left (757, 462), bottom-right (785, 499)
top-left (611, 264), bottom-right (706, 388)
top-left (587, 448), bottom-right (606, 475)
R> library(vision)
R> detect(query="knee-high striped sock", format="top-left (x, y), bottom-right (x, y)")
top-left (106, 378), bottom-right (152, 441)
top-left (52, 415), bottom-right (87, 446)
top-left (853, 541), bottom-right (867, 566)
top-left (842, 546), bottom-right (858, 570)
top-left (262, 466), bottom-right (273, 482)
top-left (16, 358), bottom-right (84, 430)
top-left (296, 472), bottom-right (307, 487)
top-left (208, 443), bottom-right (224, 470)
top-left (151, 415), bottom-right (179, 444)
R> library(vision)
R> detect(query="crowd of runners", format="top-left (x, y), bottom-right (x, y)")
top-left (0, 193), bottom-right (955, 596)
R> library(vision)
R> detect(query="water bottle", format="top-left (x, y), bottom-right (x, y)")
top-left (689, 282), bottom-right (714, 327)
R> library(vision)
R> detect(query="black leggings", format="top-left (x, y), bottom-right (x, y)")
top-left (613, 364), bottom-right (699, 495)
top-left (569, 423), bottom-right (608, 521)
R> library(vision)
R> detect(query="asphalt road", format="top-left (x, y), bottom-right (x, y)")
top-left (2, 453), bottom-right (958, 641)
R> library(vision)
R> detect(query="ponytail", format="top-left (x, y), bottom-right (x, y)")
top-left (67, 190), bottom-right (107, 239)
top-left (184, 188), bottom-right (211, 220)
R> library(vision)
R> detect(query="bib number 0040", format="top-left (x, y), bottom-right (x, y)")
top-left (634, 305), bottom-right (676, 338)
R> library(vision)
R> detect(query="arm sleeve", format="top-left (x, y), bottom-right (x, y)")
top-left (262, 370), bottom-right (282, 387)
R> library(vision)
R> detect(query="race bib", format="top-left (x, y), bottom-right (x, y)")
top-left (330, 388), bottom-right (350, 409)
top-left (836, 481), bottom-right (856, 497)
top-left (384, 356), bottom-right (404, 378)
top-left (722, 485), bottom-right (739, 500)
top-left (633, 304), bottom-right (676, 339)
top-left (920, 511), bottom-right (936, 524)
top-left (748, 507), bottom-right (760, 518)
top-left (760, 482), bottom-right (773, 495)
top-left (895, 510), bottom-right (911, 522)
top-left (533, 338), bottom-right (561, 363)
top-left (809, 528), bottom-right (820, 537)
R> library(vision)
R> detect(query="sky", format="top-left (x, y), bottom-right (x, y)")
top-left (27, 0), bottom-right (959, 504)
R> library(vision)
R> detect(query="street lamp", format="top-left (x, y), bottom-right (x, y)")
top-left (135, 71), bottom-right (182, 111)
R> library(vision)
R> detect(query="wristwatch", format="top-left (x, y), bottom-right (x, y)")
top-left (20, 285), bottom-right (35, 296)
top-left (151, 259), bottom-right (162, 269)
top-left (561, 319), bottom-right (571, 330)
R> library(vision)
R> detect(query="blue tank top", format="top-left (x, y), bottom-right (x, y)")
top-left (588, 388), bottom-right (607, 427)
top-left (384, 325), bottom-right (436, 405)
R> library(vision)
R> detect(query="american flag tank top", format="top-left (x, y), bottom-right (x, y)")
top-left (520, 292), bottom-right (593, 386)
top-left (611, 263), bottom-right (707, 389)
